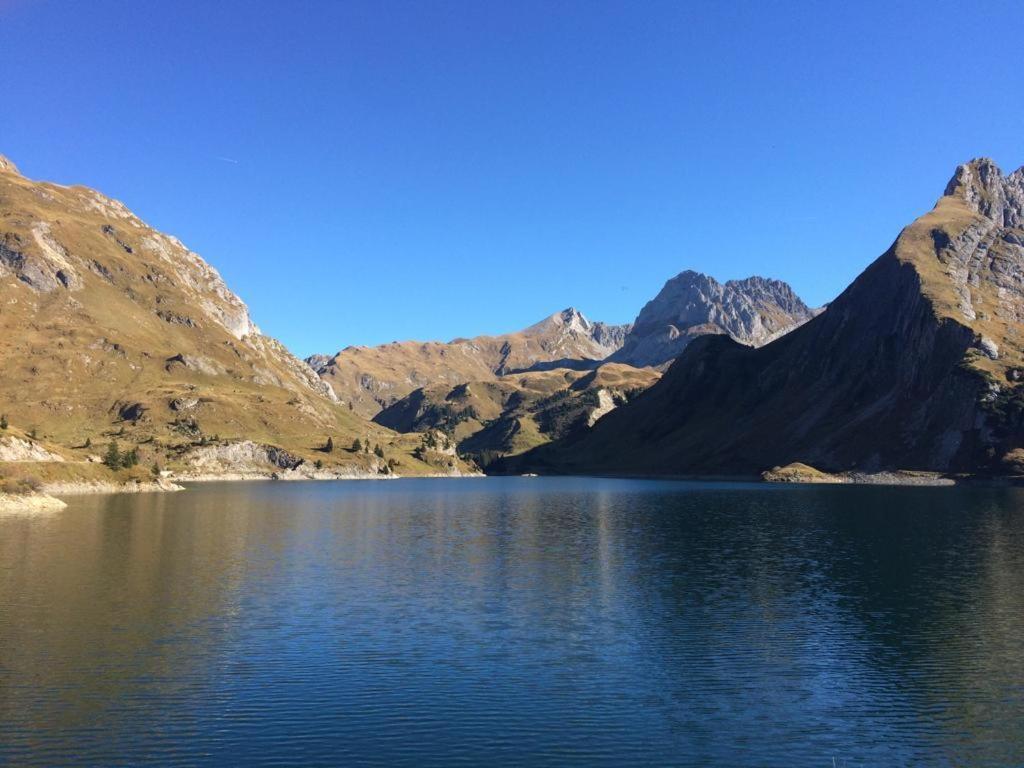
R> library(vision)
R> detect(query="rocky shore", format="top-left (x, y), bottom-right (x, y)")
top-left (762, 463), bottom-right (955, 486)
top-left (0, 492), bottom-right (68, 513)
top-left (42, 478), bottom-right (186, 495)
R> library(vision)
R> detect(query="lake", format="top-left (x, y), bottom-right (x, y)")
top-left (1, 477), bottom-right (1023, 766)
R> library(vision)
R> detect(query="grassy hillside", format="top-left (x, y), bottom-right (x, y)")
top-left (0, 155), bottom-right (471, 479)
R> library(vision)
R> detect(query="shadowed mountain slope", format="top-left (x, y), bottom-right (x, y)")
top-left (501, 159), bottom-right (1024, 477)
top-left (373, 363), bottom-right (659, 469)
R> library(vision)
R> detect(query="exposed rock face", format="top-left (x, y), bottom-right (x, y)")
top-left (945, 158), bottom-right (1024, 228)
top-left (0, 436), bottom-right (65, 462)
top-left (511, 308), bottom-right (630, 371)
top-left (503, 158), bottom-right (1024, 478)
top-left (611, 271), bottom-right (816, 368)
top-left (181, 440), bottom-right (304, 476)
top-left (312, 308), bottom-right (631, 417)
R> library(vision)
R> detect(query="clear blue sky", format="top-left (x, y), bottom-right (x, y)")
top-left (1, 1), bottom-right (1022, 357)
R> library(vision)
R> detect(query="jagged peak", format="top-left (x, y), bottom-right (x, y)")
top-left (556, 307), bottom-right (590, 326)
top-left (0, 154), bottom-right (21, 175)
top-left (944, 157), bottom-right (1024, 228)
top-left (526, 307), bottom-right (594, 335)
top-left (654, 270), bottom-right (803, 306)
top-left (666, 269), bottom-right (719, 287)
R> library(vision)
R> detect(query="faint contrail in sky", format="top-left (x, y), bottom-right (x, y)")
top-left (217, 156), bottom-right (239, 164)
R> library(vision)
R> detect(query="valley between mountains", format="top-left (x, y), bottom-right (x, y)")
top-left (2, 153), bottom-right (1023, 507)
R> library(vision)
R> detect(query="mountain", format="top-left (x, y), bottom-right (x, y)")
top-left (0, 155), bottom-right (467, 480)
top-left (309, 308), bottom-right (631, 417)
top-left (501, 158), bottom-right (1024, 478)
top-left (373, 362), bottom-right (659, 469)
top-left (610, 271), bottom-right (816, 368)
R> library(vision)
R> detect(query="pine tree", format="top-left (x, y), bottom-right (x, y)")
top-left (325, 436), bottom-right (334, 453)
top-left (104, 441), bottom-right (121, 469)
top-left (314, 459), bottom-right (324, 470)
top-left (0, 414), bottom-right (7, 430)
top-left (352, 438), bottom-right (363, 452)
top-left (84, 437), bottom-right (92, 449)
top-left (374, 444), bottom-right (384, 458)
top-left (121, 447), bottom-right (138, 469)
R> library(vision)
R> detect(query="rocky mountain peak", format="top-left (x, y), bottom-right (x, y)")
top-left (611, 270), bottom-right (814, 368)
top-left (944, 157), bottom-right (1024, 229)
top-left (528, 307), bottom-right (592, 335)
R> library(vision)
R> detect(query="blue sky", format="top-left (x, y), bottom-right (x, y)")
top-left (1, 1), bottom-right (1022, 357)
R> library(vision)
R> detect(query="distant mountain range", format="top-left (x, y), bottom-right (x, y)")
top-left (307, 266), bottom-right (814, 467)
top-left (501, 158), bottom-right (1024, 479)
top-left (309, 271), bottom-right (812, 398)
top-left (306, 308), bottom-right (632, 418)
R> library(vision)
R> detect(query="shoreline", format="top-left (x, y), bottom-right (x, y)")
top-left (7, 466), bottom-right (1022, 513)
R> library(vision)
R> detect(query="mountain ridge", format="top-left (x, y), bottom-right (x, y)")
top-left (308, 307), bottom-right (632, 417)
top-left (0, 155), bottom-right (470, 480)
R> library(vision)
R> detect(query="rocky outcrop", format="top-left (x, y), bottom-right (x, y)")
top-left (611, 271), bottom-right (816, 368)
top-left (502, 159), bottom-right (1024, 478)
top-left (0, 436), bottom-right (65, 462)
top-left (944, 158), bottom-right (1024, 228)
top-left (0, 492), bottom-right (67, 513)
top-left (181, 441), bottom-right (305, 476)
top-left (761, 463), bottom-right (953, 486)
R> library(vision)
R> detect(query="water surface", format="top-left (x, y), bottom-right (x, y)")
top-left (2, 477), bottom-right (1023, 766)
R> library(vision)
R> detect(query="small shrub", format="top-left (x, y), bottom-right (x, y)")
top-left (0, 414), bottom-right (7, 430)
top-left (0, 472), bottom-right (41, 495)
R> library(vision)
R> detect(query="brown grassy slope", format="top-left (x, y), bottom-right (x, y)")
top-left (374, 363), bottom-right (659, 467)
top-left (502, 159), bottom-right (1024, 477)
top-left (311, 308), bottom-right (630, 417)
top-left (0, 155), bottom-right (460, 476)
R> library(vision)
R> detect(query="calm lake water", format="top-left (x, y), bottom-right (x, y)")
top-left (1, 477), bottom-right (1023, 766)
